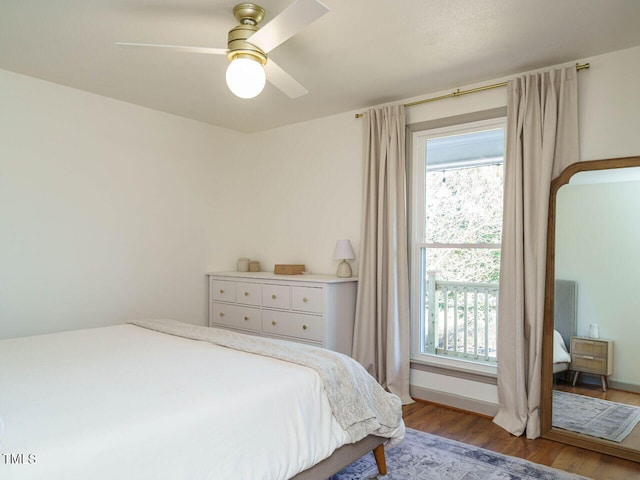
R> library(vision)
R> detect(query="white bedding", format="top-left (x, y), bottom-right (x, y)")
top-left (553, 329), bottom-right (571, 364)
top-left (0, 325), bottom-right (355, 480)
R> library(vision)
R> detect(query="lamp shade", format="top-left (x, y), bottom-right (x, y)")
top-left (225, 57), bottom-right (266, 99)
top-left (333, 239), bottom-right (355, 260)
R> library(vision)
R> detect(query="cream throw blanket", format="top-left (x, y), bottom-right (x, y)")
top-left (131, 319), bottom-right (404, 446)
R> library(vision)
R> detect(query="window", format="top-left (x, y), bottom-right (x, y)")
top-left (410, 118), bottom-right (506, 371)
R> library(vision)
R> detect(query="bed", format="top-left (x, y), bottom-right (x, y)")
top-left (0, 319), bottom-right (404, 480)
top-left (553, 279), bottom-right (577, 376)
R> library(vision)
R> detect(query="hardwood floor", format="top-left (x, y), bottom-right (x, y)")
top-left (402, 400), bottom-right (640, 480)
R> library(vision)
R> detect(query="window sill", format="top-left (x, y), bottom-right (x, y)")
top-left (411, 354), bottom-right (497, 385)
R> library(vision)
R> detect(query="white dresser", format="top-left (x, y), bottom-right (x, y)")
top-left (207, 272), bottom-right (358, 356)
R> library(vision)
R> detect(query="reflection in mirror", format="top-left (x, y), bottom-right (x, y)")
top-left (542, 157), bottom-right (640, 462)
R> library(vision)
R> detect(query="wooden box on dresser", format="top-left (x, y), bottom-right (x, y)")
top-left (207, 272), bottom-right (357, 356)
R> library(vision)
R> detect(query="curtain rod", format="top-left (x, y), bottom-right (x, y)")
top-left (354, 63), bottom-right (590, 119)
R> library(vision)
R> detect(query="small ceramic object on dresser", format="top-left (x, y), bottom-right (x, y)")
top-left (237, 258), bottom-right (250, 272)
top-left (588, 323), bottom-right (600, 339)
top-left (249, 260), bottom-right (260, 272)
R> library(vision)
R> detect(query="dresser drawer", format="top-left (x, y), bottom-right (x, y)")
top-left (236, 281), bottom-right (261, 307)
top-left (262, 284), bottom-right (290, 310)
top-left (291, 286), bottom-right (323, 314)
top-left (571, 338), bottom-right (607, 357)
top-left (262, 311), bottom-right (323, 342)
top-left (211, 303), bottom-right (261, 332)
top-left (212, 280), bottom-right (236, 302)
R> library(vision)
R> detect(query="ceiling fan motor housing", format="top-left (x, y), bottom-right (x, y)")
top-left (227, 3), bottom-right (267, 65)
top-left (233, 3), bottom-right (265, 25)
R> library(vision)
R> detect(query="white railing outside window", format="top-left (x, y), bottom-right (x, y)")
top-left (425, 271), bottom-right (498, 364)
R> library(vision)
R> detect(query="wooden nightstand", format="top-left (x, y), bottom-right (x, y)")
top-left (570, 336), bottom-right (613, 391)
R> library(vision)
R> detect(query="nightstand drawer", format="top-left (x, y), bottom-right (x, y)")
top-left (212, 280), bottom-right (236, 302)
top-left (571, 338), bottom-right (608, 357)
top-left (211, 303), bottom-right (261, 332)
top-left (262, 311), bottom-right (322, 342)
top-left (291, 286), bottom-right (323, 313)
top-left (236, 281), bottom-right (261, 306)
top-left (262, 284), bottom-right (290, 309)
top-left (571, 354), bottom-right (607, 375)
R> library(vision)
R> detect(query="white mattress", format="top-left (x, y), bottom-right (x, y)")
top-left (0, 324), bottom-right (349, 480)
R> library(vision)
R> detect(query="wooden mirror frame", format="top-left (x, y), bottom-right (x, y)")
top-left (541, 155), bottom-right (640, 462)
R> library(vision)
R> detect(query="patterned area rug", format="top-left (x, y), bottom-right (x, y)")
top-left (330, 428), bottom-right (588, 480)
top-left (552, 390), bottom-right (640, 442)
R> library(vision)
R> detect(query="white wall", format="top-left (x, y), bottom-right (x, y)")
top-left (556, 180), bottom-right (640, 385)
top-left (0, 69), bottom-right (242, 338)
top-left (206, 113), bottom-right (363, 275)
top-left (578, 46), bottom-right (640, 161)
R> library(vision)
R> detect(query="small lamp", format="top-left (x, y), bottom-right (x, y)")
top-left (333, 240), bottom-right (356, 278)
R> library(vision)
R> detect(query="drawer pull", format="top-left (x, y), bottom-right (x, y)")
top-left (272, 294), bottom-right (277, 300)
top-left (244, 292), bottom-right (249, 296)
top-left (272, 320), bottom-right (277, 326)
top-left (244, 316), bottom-right (249, 321)
top-left (219, 289), bottom-right (224, 294)
top-left (302, 324), bottom-right (308, 330)
top-left (219, 312), bottom-right (225, 317)
top-left (582, 355), bottom-right (595, 360)
top-left (303, 297), bottom-right (308, 303)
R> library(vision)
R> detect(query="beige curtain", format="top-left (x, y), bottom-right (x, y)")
top-left (493, 66), bottom-right (579, 438)
top-left (352, 105), bottom-right (412, 404)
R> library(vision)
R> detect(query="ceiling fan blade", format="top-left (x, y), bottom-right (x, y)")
top-left (247, 0), bottom-right (329, 53)
top-left (264, 58), bottom-right (308, 99)
top-left (116, 43), bottom-right (228, 55)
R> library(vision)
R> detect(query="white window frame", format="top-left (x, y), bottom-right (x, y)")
top-left (410, 117), bottom-right (507, 375)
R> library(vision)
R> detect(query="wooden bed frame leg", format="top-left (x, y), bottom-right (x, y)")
top-left (372, 444), bottom-right (387, 475)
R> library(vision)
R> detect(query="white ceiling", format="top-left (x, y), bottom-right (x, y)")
top-left (2, 0), bottom-right (640, 133)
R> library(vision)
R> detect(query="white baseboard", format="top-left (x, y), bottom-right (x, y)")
top-left (608, 380), bottom-right (640, 394)
top-left (570, 373), bottom-right (640, 393)
top-left (410, 384), bottom-right (499, 417)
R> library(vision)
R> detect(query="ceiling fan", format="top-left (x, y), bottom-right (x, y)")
top-left (117, 0), bottom-right (329, 99)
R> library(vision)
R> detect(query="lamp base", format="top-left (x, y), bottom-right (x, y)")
top-left (336, 260), bottom-right (352, 278)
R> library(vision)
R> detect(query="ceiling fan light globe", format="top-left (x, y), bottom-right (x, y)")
top-left (226, 57), bottom-right (266, 99)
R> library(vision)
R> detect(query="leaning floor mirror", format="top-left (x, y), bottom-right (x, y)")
top-left (541, 156), bottom-right (640, 462)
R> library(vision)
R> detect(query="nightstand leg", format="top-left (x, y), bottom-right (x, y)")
top-left (573, 371), bottom-right (580, 386)
top-left (600, 375), bottom-right (607, 392)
